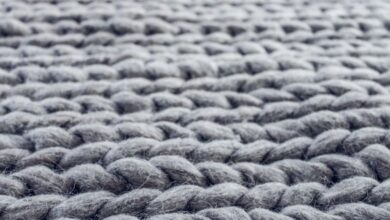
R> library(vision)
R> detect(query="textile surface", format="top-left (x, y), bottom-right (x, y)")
top-left (1, 0), bottom-right (390, 219)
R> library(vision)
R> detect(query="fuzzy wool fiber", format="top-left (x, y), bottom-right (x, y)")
top-left (1, 0), bottom-right (390, 220)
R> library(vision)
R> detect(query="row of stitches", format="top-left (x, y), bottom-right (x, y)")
top-left (0, 35), bottom-right (387, 55)
top-left (0, 56), bottom-right (388, 77)
top-left (0, 38), bottom-right (388, 65)
top-left (0, 141), bottom-right (389, 196)
top-left (1, 128), bottom-right (388, 174)
top-left (0, 57), bottom-right (319, 82)
top-left (2, 40), bottom-right (384, 59)
top-left (0, 1), bottom-right (388, 23)
top-left (0, 47), bottom-right (388, 70)
top-left (0, 42), bottom-right (389, 64)
top-left (0, 16), bottom-right (389, 38)
top-left (1, 59), bottom-right (389, 84)
top-left (0, 72), bottom-right (387, 97)
top-left (1, 106), bottom-right (390, 145)
top-left (0, 91), bottom-right (388, 125)
top-left (1, 181), bottom-right (390, 219)
top-left (2, 75), bottom-right (387, 99)
top-left (0, 31), bottom-right (389, 51)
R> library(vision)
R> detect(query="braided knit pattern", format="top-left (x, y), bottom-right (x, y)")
top-left (1, 0), bottom-right (390, 219)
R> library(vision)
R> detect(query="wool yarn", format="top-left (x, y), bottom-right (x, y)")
top-left (1, 0), bottom-right (390, 219)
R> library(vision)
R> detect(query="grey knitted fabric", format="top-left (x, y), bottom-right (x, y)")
top-left (1, 0), bottom-right (390, 219)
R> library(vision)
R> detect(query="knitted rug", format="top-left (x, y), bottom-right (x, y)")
top-left (1, 0), bottom-right (390, 219)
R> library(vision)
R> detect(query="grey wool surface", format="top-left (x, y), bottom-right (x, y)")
top-left (1, 0), bottom-right (390, 220)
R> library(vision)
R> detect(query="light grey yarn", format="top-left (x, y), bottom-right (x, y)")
top-left (2, 0), bottom-right (390, 219)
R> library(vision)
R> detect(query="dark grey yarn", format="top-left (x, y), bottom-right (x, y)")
top-left (1, 0), bottom-right (390, 219)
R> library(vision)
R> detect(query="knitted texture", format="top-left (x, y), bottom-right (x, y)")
top-left (1, 0), bottom-right (390, 219)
